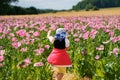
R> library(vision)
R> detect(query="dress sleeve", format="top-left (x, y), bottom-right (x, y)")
top-left (48, 36), bottom-right (54, 43)
top-left (65, 38), bottom-right (70, 47)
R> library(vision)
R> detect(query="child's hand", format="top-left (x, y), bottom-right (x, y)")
top-left (50, 27), bottom-right (54, 30)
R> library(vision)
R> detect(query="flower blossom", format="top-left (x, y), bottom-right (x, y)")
top-left (112, 48), bottom-right (119, 55)
top-left (34, 48), bottom-right (45, 55)
top-left (82, 31), bottom-right (89, 39)
top-left (22, 58), bottom-right (31, 68)
top-left (44, 45), bottom-right (50, 49)
top-left (95, 55), bottom-right (100, 60)
top-left (16, 29), bottom-right (26, 37)
top-left (20, 47), bottom-right (28, 52)
top-left (96, 45), bottom-right (104, 51)
top-left (12, 37), bottom-right (18, 42)
top-left (0, 63), bottom-right (3, 67)
top-left (0, 55), bottom-right (4, 62)
top-left (34, 62), bottom-right (44, 67)
top-left (0, 50), bottom-right (5, 56)
top-left (74, 38), bottom-right (80, 42)
top-left (33, 31), bottom-right (40, 37)
top-left (12, 42), bottom-right (21, 49)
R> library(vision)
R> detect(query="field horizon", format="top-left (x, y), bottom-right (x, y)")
top-left (1, 7), bottom-right (120, 18)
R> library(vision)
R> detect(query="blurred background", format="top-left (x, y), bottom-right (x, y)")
top-left (0, 0), bottom-right (120, 15)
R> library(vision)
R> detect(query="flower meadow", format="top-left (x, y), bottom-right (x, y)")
top-left (0, 15), bottom-right (120, 80)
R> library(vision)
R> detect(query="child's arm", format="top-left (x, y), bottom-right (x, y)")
top-left (66, 46), bottom-right (70, 50)
top-left (47, 30), bottom-right (52, 38)
top-left (47, 29), bottom-right (54, 43)
top-left (65, 38), bottom-right (70, 50)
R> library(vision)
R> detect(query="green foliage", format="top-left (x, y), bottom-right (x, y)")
top-left (72, 0), bottom-right (120, 11)
top-left (0, 5), bottom-right (59, 15)
top-left (0, 0), bottom-right (59, 15)
top-left (85, 3), bottom-right (94, 11)
top-left (0, 0), bottom-right (18, 5)
top-left (92, 6), bottom-right (99, 11)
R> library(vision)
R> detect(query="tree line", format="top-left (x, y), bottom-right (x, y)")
top-left (1, 0), bottom-right (120, 15)
top-left (72, 0), bottom-right (120, 11)
top-left (0, 0), bottom-right (63, 15)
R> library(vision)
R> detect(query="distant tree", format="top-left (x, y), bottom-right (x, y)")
top-left (72, 0), bottom-right (120, 11)
top-left (85, 3), bottom-right (94, 11)
top-left (92, 6), bottom-right (99, 11)
top-left (14, 6), bottom-right (27, 14)
top-left (0, 0), bottom-right (18, 5)
top-left (26, 7), bottom-right (38, 14)
top-left (0, 0), bottom-right (18, 15)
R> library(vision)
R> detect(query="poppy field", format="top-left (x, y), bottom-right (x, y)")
top-left (0, 15), bottom-right (120, 80)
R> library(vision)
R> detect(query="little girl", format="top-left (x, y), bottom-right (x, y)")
top-left (47, 28), bottom-right (72, 80)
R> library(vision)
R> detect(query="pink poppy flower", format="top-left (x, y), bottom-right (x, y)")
top-left (112, 48), bottom-right (119, 55)
top-left (82, 31), bottom-right (89, 39)
top-left (74, 38), bottom-right (80, 42)
top-left (0, 50), bottom-right (5, 56)
top-left (12, 42), bottom-right (21, 49)
top-left (95, 55), bottom-right (100, 60)
top-left (0, 63), bottom-right (3, 67)
top-left (89, 29), bottom-right (98, 39)
top-left (0, 55), bottom-right (4, 62)
top-left (34, 48), bottom-right (45, 55)
top-left (33, 31), bottom-right (40, 37)
top-left (34, 62), bottom-right (44, 67)
top-left (0, 46), bottom-right (3, 49)
top-left (24, 58), bottom-right (31, 64)
top-left (44, 45), bottom-right (50, 49)
top-left (26, 41), bottom-right (30, 45)
top-left (20, 47), bottom-right (28, 52)
top-left (22, 58), bottom-right (31, 67)
top-left (108, 31), bottom-right (114, 37)
top-left (0, 27), bottom-right (2, 33)
top-left (111, 36), bottom-right (120, 43)
top-left (16, 29), bottom-right (26, 37)
top-left (73, 33), bottom-right (78, 37)
top-left (12, 37), bottom-right (18, 42)
top-left (9, 33), bottom-right (15, 37)
top-left (96, 45), bottom-right (104, 51)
